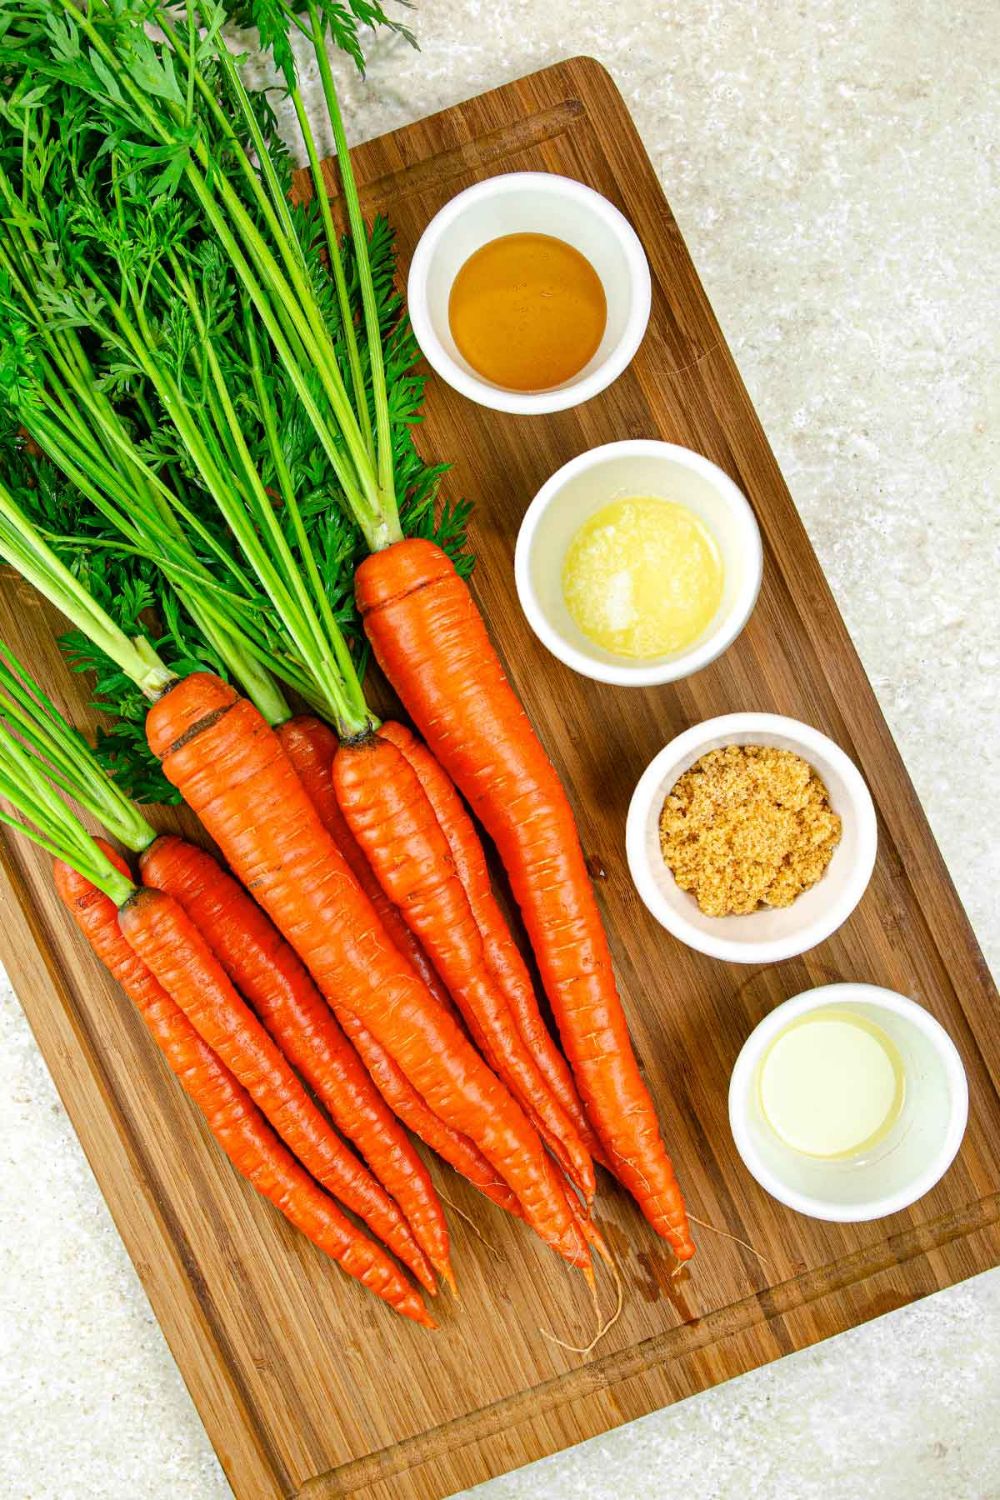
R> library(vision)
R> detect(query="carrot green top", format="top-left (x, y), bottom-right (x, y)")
top-left (0, 2), bottom-right (441, 744)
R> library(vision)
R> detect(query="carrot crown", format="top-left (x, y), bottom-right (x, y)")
top-left (2, 0), bottom-right (408, 560)
top-left (0, 3), bottom-right (475, 756)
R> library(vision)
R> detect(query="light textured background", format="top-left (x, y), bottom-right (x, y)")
top-left (2, 2), bottom-right (998, 1496)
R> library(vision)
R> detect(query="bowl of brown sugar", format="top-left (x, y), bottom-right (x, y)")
top-left (625, 713), bottom-right (878, 963)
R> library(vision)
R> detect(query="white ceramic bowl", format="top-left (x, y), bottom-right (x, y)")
top-left (626, 712), bottom-right (877, 963)
top-left (514, 441), bottom-right (763, 686)
top-left (407, 172), bottom-right (651, 414)
top-left (728, 983), bottom-right (969, 1222)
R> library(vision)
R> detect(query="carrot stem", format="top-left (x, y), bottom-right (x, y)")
top-left (0, 727), bottom-right (133, 905)
top-left (0, 482), bottom-right (173, 701)
top-left (0, 643), bottom-right (155, 855)
top-left (288, 82), bottom-right (373, 459)
top-left (306, 2), bottom-right (397, 533)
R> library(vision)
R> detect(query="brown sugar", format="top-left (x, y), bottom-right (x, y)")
top-left (658, 744), bottom-right (842, 917)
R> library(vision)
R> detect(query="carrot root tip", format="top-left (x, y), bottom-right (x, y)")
top-left (538, 1240), bottom-right (624, 1357)
top-left (686, 1213), bottom-right (766, 1268)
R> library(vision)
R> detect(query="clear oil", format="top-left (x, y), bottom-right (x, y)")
top-left (759, 1009), bottom-right (906, 1160)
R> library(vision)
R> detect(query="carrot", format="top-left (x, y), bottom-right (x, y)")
top-left (273, 728), bottom-right (528, 1219)
top-left (145, 673), bottom-right (590, 1270)
top-left (356, 539), bottom-right (694, 1260)
top-left (336, 1009), bottom-right (524, 1221)
top-left (139, 833), bottom-right (452, 1288)
top-left (276, 715), bottom-right (455, 1019)
top-left (273, 720), bottom-right (524, 1213)
top-left (378, 720), bottom-right (607, 1180)
top-left (334, 731), bottom-right (595, 1199)
top-left (54, 846), bottom-right (431, 1326)
top-left (118, 882), bottom-right (436, 1292)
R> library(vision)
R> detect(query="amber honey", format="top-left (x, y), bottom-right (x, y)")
top-left (448, 232), bottom-right (607, 392)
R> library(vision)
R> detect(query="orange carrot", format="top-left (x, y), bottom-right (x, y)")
top-left (337, 1009), bottom-right (524, 1221)
top-left (334, 731), bottom-right (595, 1199)
top-left (54, 846), bottom-right (431, 1326)
top-left (139, 833), bottom-right (451, 1288)
top-left (273, 727), bottom-right (527, 1220)
top-left (356, 539), bottom-right (694, 1259)
top-left (378, 720), bottom-right (607, 1180)
top-left (118, 882), bottom-right (435, 1292)
top-left (145, 673), bottom-right (589, 1270)
top-left (276, 715), bottom-right (455, 1019)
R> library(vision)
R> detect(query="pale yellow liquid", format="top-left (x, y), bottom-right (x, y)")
top-left (759, 1010), bottom-right (905, 1160)
top-left (561, 496), bottom-right (724, 659)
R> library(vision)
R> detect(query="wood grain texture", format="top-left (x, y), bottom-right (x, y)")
top-left (1, 58), bottom-right (997, 1500)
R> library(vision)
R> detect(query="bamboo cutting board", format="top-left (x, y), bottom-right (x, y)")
top-left (1, 57), bottom-right (998, 1500)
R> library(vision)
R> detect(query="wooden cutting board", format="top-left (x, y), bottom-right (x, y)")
top-left (1, 57), bottom-right (997, 1500)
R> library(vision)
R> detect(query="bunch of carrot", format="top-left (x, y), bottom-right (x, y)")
top-left (0, 0), bottom-right (695, 1335)
top-left (0, 512), bottom-right (605, 1317)
top-left (0, 466), bottom-right (692, 1332)
top-left (0, 641), bottom-right (452, 1321)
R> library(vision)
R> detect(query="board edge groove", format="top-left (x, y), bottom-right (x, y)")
top-left (298, 1192), bottom-right (1000, 1497)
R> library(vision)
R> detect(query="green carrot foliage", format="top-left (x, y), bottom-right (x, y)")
top-left (0, 0), bottom-right (471, 799)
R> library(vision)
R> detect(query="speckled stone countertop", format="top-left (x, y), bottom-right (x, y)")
top-left (2, 3), bottom-right (998, 1497)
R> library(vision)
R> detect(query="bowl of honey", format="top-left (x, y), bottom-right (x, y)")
top-left (407, 172), bottom-right (651, 413)
top-left (514, 440), bottom-right (763, 686)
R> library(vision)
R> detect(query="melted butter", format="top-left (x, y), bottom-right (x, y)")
top-left (448, 233), bottom-right (607, 392)
top-left (759, 1009), bottom-right (906, 1159)
top-left (562, 496), bottom-right (724, 659)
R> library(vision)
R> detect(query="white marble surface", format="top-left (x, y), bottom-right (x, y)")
top-left (2, 2), bottom-right (998, 1497)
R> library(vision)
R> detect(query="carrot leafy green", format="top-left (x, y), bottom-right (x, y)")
top-left (0, 0), bottom-right (470, 800)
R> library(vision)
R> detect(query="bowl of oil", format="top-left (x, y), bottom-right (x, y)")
top-left (514, 440), bottom-right (763, 686)
top-left (407, 172), bottom-right (651, 414)
top-left (729, 984), bottom-right (968, 1222)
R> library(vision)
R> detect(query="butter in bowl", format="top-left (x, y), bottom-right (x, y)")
top-left (515, 440), bottom-right (763, 687)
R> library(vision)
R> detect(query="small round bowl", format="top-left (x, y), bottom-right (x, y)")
top-left (514, 441), bottom-right (763, 687)
top-left (407, 172), bottom-right (651, 414)
top-left (728, 983), bottom-right (968, 1222)
top-left (625, 712), bottom-right (877, 963)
